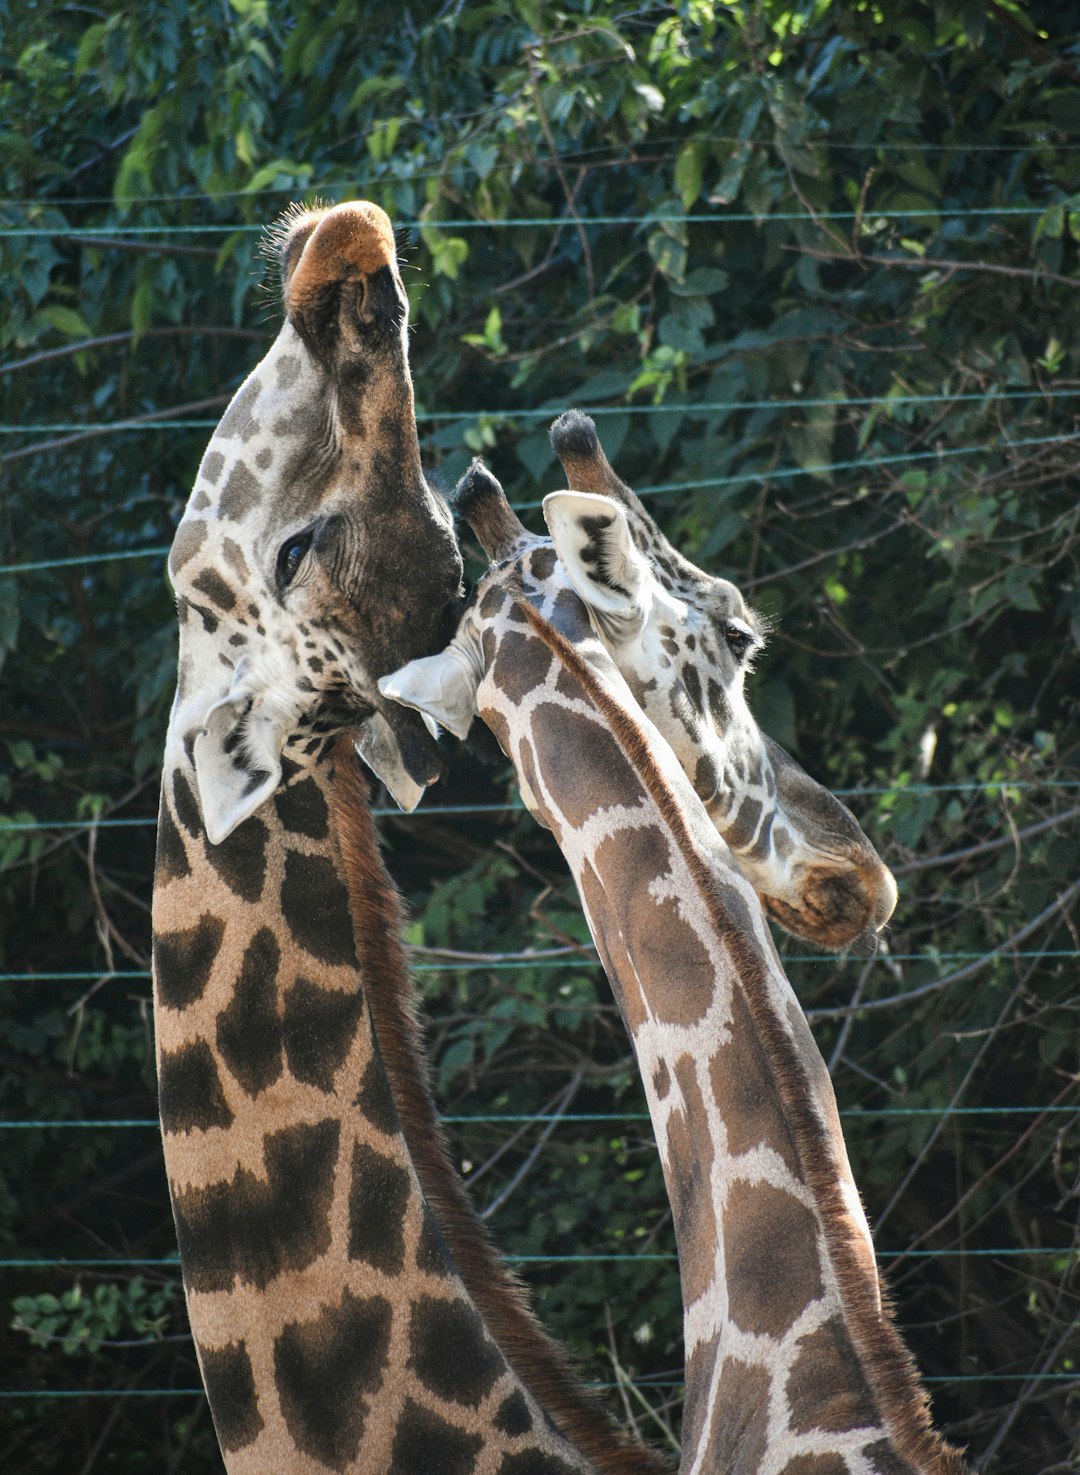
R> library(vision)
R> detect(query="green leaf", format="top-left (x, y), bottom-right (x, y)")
top-left (674, 140), bottom-right (705, 210)
top-left (37, 305), bottom-right (92, 339)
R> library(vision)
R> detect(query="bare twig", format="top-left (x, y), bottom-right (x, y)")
top-left (0, 325), bottom-right (269, 376)
top-left (809, 877), bottom-right (1080, 1021)
top-left (480, 1068), bottom-right (583, 1220)
top-left (1, 395), bottom-right (232, 464)
top-left (526, 52), bottom-right (596, 301)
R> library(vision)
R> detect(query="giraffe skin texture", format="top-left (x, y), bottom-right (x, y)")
top-left (154, 200), bottom-right (667, 1475)
top-left (381, 508), bottom-right (970, 1475)
top-left (544, 413), bottom-right (897, 958)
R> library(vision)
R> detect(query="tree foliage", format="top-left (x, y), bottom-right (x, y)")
top-left (1, 2), bottom-right (1078, 1470)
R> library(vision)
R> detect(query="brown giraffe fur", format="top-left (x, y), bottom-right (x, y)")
top-left (382, 470), bottom-right (968, 1475)
top-left (154, 200), bottom-right (665, 1474)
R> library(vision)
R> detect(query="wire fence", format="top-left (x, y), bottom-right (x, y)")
top-left (4, 186), bottom-right (1078, 1446)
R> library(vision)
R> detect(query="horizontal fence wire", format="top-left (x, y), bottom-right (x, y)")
top-left (3, 386), bottom-right (1079, 434)
top-left (3, 953), bottom-right (1080, 987)
top-left (3, 780), bottom-right (1078, 833)
top-left (0, 1247), bottom-right (1074, 1270)
top-left (0, 204), bottom-right (1068, 239)
top-left (3, 431), bottom-right (1076, 575)
top-left (1, 1372), bottom-right (1073, 1398)
top-left (1, 1107), bottom-right (1075, 1129)
top-left (5, 135), bottom-right (1076, 211)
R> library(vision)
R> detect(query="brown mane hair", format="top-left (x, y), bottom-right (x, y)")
top-left (328, 735), bottom-right (670, 1475)
top-left (512, 602), bottom-right (969, 1475)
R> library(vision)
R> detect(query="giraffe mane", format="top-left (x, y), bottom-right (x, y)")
top-left (512, 601), bottom-right (970, 1475)
top-left (328, 736), bottom-right (670, 1475)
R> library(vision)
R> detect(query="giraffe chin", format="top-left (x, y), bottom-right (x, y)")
top-left (760, 888), bottom-right (881, 956)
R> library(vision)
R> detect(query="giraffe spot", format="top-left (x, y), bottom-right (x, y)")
top-left (172, 771), bottom-right (202, 836)
top-left (201, 450), bottom-right (225, 486)
top-left (409, 1297), bottom-right (504, 1407)
top-left (549, 585), bottom-right (594, 644)
top-left (168, 519), bottom-right (207, 576)
top-left (683, 663), bottom-right (703, 713)
top-left (480, 706), bottom-right (512, 764)
top-left (191, 567), bottom-right (237, 613)
top-left (529, 545), bottom-right (558, 581)
top-left (255, 445), bottom-right (273, 469)
top-left (355, 1054), bottom-right (400, 1136)
top-left (172, 1118), bottom-right (339, 1291)
top-left (495, 1390), bottom-right (534, 1437)
top-left (201, 1342), bottom-right (264, 1452)
top-left (497, 1452), bottom-right (582, 1475)
top-left (689, 1358), bottom-right (770, 1475)
top-left (218, 378), bottom-right (262, 442)
top-left (282, 976), bottom-right (364, 1091)
top-left (708, 985), bottom-right (800, 1177)
top-left (777, 1457), bottom-right (850, 1475)
top-left (389, 1400), bottom-right (483, 1475)
top-left (346, 1141), bottom-right (411, 1273)
top-left (220, 460), bottom-right (261, 521)
top-left (588, 822), bottom-right (714, 1030)
top-left (694, 752), bottom-right (720, 804)
top-left (491, 629), bottom-right (554, 710)
top-left (216, 927), bottom-right (283, 1096)
top-left (707, 676), bottom-right (732, 727)
top-left (530, 703), bottom-right (643, 830)
top-left (204, 816), bottom-right (268, 903)
top-left (158, 1040), bottom-right (234, 1134)
top-left (664, 1056), bottom-right (718, 1306)
top-left (726, 796), bottom-right (763, 851)
top-left (785, 1315), bottom-right (878, 1435)
top-left (191, 488), bottom-right (212, 511)
top-left (652, 1060), bottom-right (671, 1101)
top-left (155, 802), bottom-right (191, 885)
top-left (723, 1181), bottom-right (824, 1338)
top-left (480, 584), bottom-right (505, 620)
top-left (276, 352), bottom-right (302, 389)
top-left (221, 537), bottom-right (251, 582)
top-left (415, 1206), bottom-right (453, 1278)
top-left (861, 1440), bottom-right (916, 1474)
top-left (280, 850), bottom-right (357, 967)
top-left (679, 1331), bottom-right (721, 1463)
top-left (274, 1288), bottom-right (392, 1470)
top-left (154, 914), bottom-right (225, 1010)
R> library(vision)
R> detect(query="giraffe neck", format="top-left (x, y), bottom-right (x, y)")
top-left (471, 588), bottom-right (965, 1475)
top-left (152, 736), bottom-right (655, 1475)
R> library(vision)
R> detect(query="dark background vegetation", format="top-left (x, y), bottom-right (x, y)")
top-left (1, 1), bottom-right (1078, 1470)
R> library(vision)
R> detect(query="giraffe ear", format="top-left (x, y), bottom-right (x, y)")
top-left (543, 491), bottom-right (650, 632)
top-left (354, 709), bottom-right (436, 813)
top-left (192, 691), bottom-right (283, 845)
top-left (378, 641), bottom-right (481, 742)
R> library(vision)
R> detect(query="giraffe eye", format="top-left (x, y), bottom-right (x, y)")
top-left (723, 619), bottom-right (756, 661)
top-left (277, 528), bottom-right (314, 588)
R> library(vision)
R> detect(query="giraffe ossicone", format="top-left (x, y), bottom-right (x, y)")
top-left (382, 464), bottom-right (967, 1475)
top-left (154, 201), bottom-right (666, 1475)
top-left (383, 429), bottom-right (896, 957)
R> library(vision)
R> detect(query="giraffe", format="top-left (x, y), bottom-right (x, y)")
top-left (153, 200), bottom-right (667, 1475)
top-left (381, 465), bottom-right (968, 1475)
top-left (385, 426), bottom-right (897, 959)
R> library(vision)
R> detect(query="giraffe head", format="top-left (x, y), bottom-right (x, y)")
top-left (166, 201), bottom-right (463, 842)
top-left (382, 434), bottom-right (896, 955)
